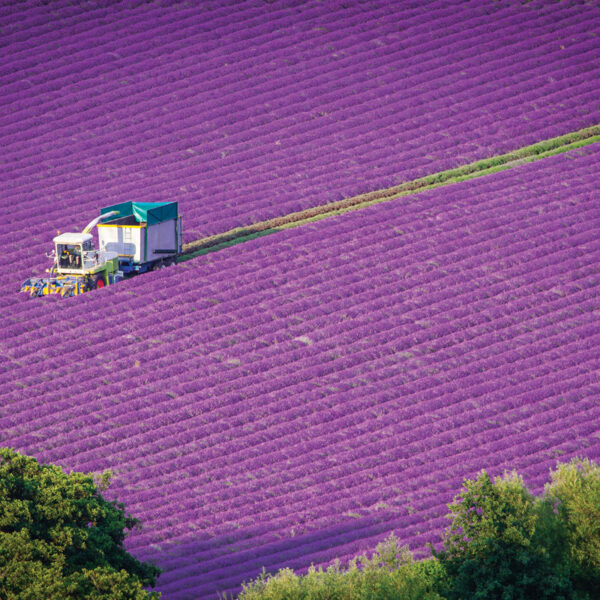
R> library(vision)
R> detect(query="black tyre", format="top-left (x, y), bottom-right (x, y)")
top-left (88, 275), bottom-right (106, 291)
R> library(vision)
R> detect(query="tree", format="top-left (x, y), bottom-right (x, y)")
top-left (0, 447), bottom-right (160, 599)
top-left (432, 470), bottom-right (571, 600)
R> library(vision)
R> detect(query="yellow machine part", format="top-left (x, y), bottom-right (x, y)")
top-left (20, 276), bottom-right (87, 297)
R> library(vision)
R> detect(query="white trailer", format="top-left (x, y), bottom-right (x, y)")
top-left (97, 201), bottom-right (183, 274)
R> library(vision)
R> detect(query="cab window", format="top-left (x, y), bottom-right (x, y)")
top-left (58, 244), bottom-right (83, 269)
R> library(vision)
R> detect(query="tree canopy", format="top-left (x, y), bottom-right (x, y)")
top-left (0, 447), bottom-right (160, 599)
top-left (433, 470), bottom-right (571, 599)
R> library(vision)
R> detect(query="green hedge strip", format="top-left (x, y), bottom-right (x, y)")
top-left (181, 125), bottom-right (600, 259)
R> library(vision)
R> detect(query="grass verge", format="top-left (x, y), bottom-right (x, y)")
top-left (179, 124), bottom-right (600, 261)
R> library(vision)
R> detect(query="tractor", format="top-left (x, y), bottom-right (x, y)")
top-left (21, 201), bottom-right (182, 298)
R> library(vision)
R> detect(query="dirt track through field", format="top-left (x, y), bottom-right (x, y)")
top-left (179, 124), bottom-right (600, 261)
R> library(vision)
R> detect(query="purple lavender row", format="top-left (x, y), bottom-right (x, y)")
top-left (105, 384), bottom-right (600, 550)
top-left (29, 346), bottom-right (600, 506)
top-left (130, 431), bottom-right (600, 597)
top-left (112, 352), bottom-right (597, 500)
top-left (0, 92), bottom-right (592, 292)
top-left (122, 428), bottom-right (598, 562)
top-left (3, 1), bottom-right (592, 155)
top-left (38, 390), bottom-right (600, 536)
top-left (3, 250), bottom-right (596, 464)
top-left (2, 227), bottom-right (596, 556)
top-left (3, 57), bottom-right (596, 243)
top-left (4, 220), bottom-right (596, 418)
top-left (1, 1), bottom-right (556, 127)
top-left (5, 17), bottom-right (591, 165)
top-left (7, 268), bottom-right (596, 468)
top-left (133, 421), bottom-right (600, 586)
top-left (145, 510), bottom-right (445, 596)
top-left (189, 438), bottom-right (589, 599)
top-left (2, 101), bottom-right (596, 296)
top-left (4, 157), bottom-right (584, 366)
top-left (2, 63), bottom-right (592, 194)
top-left (115, 353), bottom-right (600, 506)
top-left (3, 217), bottom-right (596, 460)
top-left (135, 421), bottom-right (598, 561)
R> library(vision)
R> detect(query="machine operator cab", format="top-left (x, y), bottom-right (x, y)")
top-left (53, 232), bottom-right (95, 274)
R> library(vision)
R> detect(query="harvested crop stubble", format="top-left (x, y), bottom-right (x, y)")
top-left (1, 144), bottom-right (600, 599)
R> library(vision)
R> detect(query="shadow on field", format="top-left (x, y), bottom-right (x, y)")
top-left (143, 510), bottom-right (437, 600)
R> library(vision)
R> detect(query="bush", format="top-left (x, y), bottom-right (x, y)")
top-left (237, 535), bottom-right (444, 600)
top-left (0, 448), bottom-right (160, 599)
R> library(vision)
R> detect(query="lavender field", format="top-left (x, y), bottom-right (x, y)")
top-left (2, 0), bottom-right (600, 298)
top-left (2, 143), bottom-right (599, 598)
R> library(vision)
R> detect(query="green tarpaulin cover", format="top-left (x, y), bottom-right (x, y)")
top-left (100, 201), bottom-right (178, 225)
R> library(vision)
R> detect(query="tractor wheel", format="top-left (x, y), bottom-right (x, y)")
top-left (88, 275), bottom-right (105, 291)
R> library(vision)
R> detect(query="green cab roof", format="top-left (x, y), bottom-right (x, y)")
top-left (100, 201), bottom-right (178, 225)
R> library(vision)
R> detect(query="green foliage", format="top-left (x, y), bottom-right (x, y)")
top-left (443, 471), bottom-right (536, 554)
top-left (0, 448), bottom-right (160, 599)
top-left (532, 495), bottom-right (572, 584)
top-left (544, 458), bottom-right (600, 596)
top-left (409, 125), bottom-right (600, 193)
top-left (237, 535), bottom-right (444, 600)
top-left (432, 470), bottom-right (571, 599)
